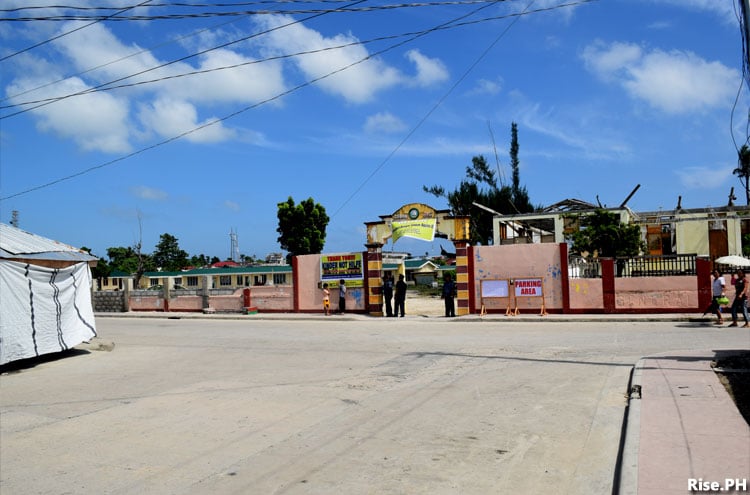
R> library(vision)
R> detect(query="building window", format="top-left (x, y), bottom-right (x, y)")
top-left (237, 275), bottom-right (244, 286)
top-left (254, 274), bottom-right (267, 286)
top-left (149, 278), bottom-right (159, 287)
top-left (174, 277), bottom-right (182, 286)
top-left (187, 276), bottom-right (199, 287)
top-left (273, 273), bottom-right (286, 285)
top-left (220, 275), bottom-right (232, 286)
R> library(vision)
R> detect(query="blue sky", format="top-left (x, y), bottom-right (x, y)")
top-left (0, 0), bottom-right (746, 262)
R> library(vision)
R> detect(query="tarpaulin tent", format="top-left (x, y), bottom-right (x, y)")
top-left (0, 223), bottom-right (98, 365)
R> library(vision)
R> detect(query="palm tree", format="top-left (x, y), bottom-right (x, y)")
top-left (733, 144), bottom-right (750, 205)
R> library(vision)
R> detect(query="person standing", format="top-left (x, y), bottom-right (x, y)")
top-left (322, 283), bottom-right (331, 316)
top-left (729, 269), bottom-right (749, 327)
top-left (382, 272), bottom-right (394, 317)
top-left (338, 279), bottom-right (347, 314)
top-left (704, 269), bottom-right (725, 324)
top-left (394, 274), bottom-right (407, 317)
top-left (442, 273), bottom-right (456, 317)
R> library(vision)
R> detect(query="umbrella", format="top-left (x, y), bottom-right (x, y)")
top-left (714, 255), bottom-right (750, 267)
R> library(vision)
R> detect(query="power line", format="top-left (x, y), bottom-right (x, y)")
top-left (330, 0), bottom-right (544, 219)
top-left (0, 0), bottom-right (595, 201)
top-left (2, 1), bottom-right (584, 116)
top-left (0, 0), bottom-right (154, 62)
top-left (0, 9), bottom-right (248, 104)
top-left (1, 0), bottom-right (369, 119)
top-left (2, 1), bottom-right (505, 21)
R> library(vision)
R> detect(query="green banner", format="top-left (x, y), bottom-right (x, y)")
top-left (392, 219), bottom-right (436, 243)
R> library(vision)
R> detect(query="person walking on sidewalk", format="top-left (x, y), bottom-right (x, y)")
top-left (704, 269), bottom-right (726, 324)
top-left (729, 269), bottom-right (749, 327)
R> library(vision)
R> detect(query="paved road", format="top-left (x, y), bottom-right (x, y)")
top-left (1, 317), bottom-right (746, 494)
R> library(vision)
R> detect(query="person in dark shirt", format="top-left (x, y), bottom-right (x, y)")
top-left (442, 273), bottom-right (456, 317)
top-left (394, 274), bottom-right (407, 317)
top-left (382, 272), bottom-right (394, 317)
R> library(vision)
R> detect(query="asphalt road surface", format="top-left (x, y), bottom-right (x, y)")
top-left (1, 317), bottom-right (746, 494)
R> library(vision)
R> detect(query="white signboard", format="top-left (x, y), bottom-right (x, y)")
top-left (514, 278), bottom-right (543, 297)
top-left (481, 279), bottom-right (509, 298)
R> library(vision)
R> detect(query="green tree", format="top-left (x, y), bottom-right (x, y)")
top-left (107, 246), bottom-right (144, 273)
top-left (509, 122), bottom-right (533, 213)
top-left (188, 254), bottom-right (212, 268)
top-left (565, 209), bottom-right (644, 258)
top-left (424, 123), bottom-right (535, 245)
top-left (153, 233), bottom-right (189, 271)
top-left (733, 144), bottom-right (750, 205)
top-left (276, 197), bottom-right (329, 263)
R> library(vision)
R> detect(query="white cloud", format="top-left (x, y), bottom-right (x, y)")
top-left (170, 49), bottom-right (286, 105)
top-left (364, 112), bottom-right (407, 134)
top-left (256, 15), bottom-right (402, 103)
top-left (137, 97), bottom-right (236, 143)
top-left (405, 50), bottom-right (449, 87)
top-left (130, 186), bottom-right (168, 201)
top-left (468, 77), bottom-right (503, 96)
top-left (581, 41), bottom-right (738, 114)
top-left (224, 200), bottom-right (240, 211)
top-left (2, 22), bottom-right (282, 153)
top-left (675, 165), bottom-right (732, 189)
top-left (5, 62), bottom-right (132, 153)
top-left (651, 0), bottom-right (736, 24)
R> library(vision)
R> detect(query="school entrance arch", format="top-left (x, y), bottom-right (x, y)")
top-left (364, 203), bottom-right (471, 316)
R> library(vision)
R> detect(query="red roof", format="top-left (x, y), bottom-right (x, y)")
top-left (211, 261), bottom-right (239, 268)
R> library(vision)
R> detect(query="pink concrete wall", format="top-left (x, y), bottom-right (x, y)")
top-left (296, 254), bottom-right (366, 312)
top-left (129, 295), bottom-right (164, 311)
top-left (569, 279), bottom-right (604, 310)
top-left (168, 295), bottom-right (203, 312)
top-left (210, 291), bottom-right (245, 312)
top-left (615, 276), bottom-right (697, 309)
top-left (247, 286), bottom-right (293, 311)
top-left (473, 244), bottom-right (564, 313)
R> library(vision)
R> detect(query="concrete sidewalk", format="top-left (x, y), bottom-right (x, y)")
top-left (617, 350), bottom-right (750, 495)
top-left (95, 310), bottom-right (716, 323)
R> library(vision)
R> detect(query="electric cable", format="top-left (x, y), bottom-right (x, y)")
top-left (2, 1), bottom-right (506, 22)
top-left (1, 0), bottom-right (371, 119)
top-left (0, 0), bottom-right (154, 62)
top-left (330, 0), bottom-right (541, 219)
top-left (2, 1), bottom-right (589, 117)
top-left (1, 11), bottom-right (249, 104)
top-left (0, 0), bottom-right (595, 201)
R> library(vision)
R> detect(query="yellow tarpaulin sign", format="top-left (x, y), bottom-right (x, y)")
top-left (391, 219), bottom-right (436, 243)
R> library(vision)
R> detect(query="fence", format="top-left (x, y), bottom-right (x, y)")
top-left (568, 256), bottom-right (601, 278)
top-left (568, 254), bottom-right (697, 278)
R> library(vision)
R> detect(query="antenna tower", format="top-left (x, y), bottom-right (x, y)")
top-left (229, 228), bottom-right (240, 263)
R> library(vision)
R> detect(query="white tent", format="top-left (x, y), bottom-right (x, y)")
top-left (0, 223), bottom-right (98, 365)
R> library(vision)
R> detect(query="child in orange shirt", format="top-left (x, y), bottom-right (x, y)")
top-left (322, 283), bottom-right (331, 316)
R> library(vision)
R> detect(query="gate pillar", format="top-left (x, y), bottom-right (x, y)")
top-left (454, 240), bottom-right (471, 316)
top-left (366, 243), bottom-right (384, 316)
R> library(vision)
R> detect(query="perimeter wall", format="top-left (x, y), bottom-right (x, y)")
top-left (94, 244), bottom-right (710, 314)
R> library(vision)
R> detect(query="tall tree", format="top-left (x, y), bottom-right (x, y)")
top-left (509, 122), bottom-right (533, 213)
top-left (425, 155), bottom-right (513, 245)
top-left (153, 233), bottom-right (189, 271)
top-left (276, 197), bottom-right (329, 263)
top-left (733, 144), bottom-right (750, 205)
